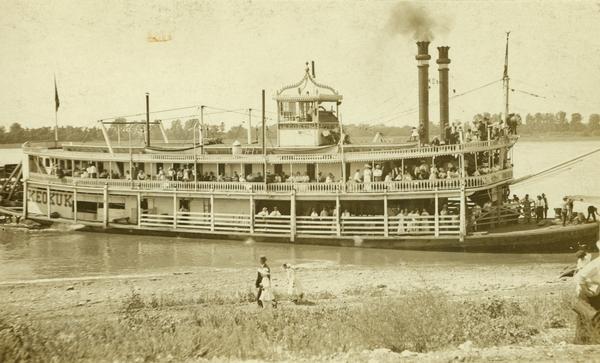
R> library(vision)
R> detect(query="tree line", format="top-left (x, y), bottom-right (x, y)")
top-left (1, 111), bottom-right (600, 145)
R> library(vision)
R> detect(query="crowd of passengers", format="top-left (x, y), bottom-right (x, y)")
top-left (53, 155), bottom-right (506, 184)
top-left (410, 115), bottom-right (517, 146)
top-left (255, 204), bottom-right (457, 234)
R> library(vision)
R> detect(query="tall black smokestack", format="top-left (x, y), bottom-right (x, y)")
top-left (416, 41), bottom-right (431, 145)
top-left (437, 46), bottom-right (450, 142)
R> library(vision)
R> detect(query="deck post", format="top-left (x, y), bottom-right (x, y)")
top-left (210, 190), bottom-right (215, 232)
top-left (383, 191), bottom-right (389, 237)
top-left (173, 191), bottom-right (177, 229)
top-left (434, 188), bottom-right (440, 237)
top-left (334, 191), bottom-right (341, 236)
top-left (290, 190), bottom-right (296, 242)
top-left (249, 192), bottom-right (255, 234)
top-left (46, 185), bottom-right (51, 218)
top-left (73, 185), bottom-right (78, 223)
top-left (22, 179), bottom-right (28, 219)
top-left (137, 192), bottom-right (142, 227)
top-left (459, 184), bottom-right (466, 242)
top-left (102, 184), bottom-right (109, 228)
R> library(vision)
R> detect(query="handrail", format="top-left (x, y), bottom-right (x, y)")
top-left (22, 136), bottom-right (517, 164)
top-left (28, 168), bottom-right (513, 194)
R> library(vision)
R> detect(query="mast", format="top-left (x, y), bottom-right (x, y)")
top-left (247, 108), bottom-right (252, 145)
top-left (261, 90), bottom-right (266, 156)
top-left (145, 93), bottom-right (150, 147)
top-left (503, 32), bottom-right (510, 123)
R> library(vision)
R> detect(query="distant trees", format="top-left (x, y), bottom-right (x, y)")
top-left (3, 109), bottom-right (600, 145)
top-left (519, 111), bottom-right (600, 136)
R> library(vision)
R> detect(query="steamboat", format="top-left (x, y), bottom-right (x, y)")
top-left (15, 41), bottom-right (599, 251)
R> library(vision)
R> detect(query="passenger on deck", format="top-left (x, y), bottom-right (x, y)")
top-left (270, 207), bottom-right (281, 217)
top-left (157, 167), bottom-right (166, 181)
top-left (342, 209), bottom-right (351, 217)
top-left (588, 205), bottom-right (598, 222)
top-left (394, 171), bottom-right (403, 181)
top-left (137, 170), bottom-right (146, 180)
top-left (183, 167), bottom-right (191, 182)
top-left (363, 164), bottom-right (372, 184)
top-left (257, 207), bottom-right (269, 217)
top-left (353, 169), bottom-right (362, 183)
top-left (373, 164), bottom-right (383, 182)
top-left (320, 207), bottom-right (329, 217)
top-left (535, 195), bottom-right (545, 222)
top-left (561, 197), bottom-right (569, 226)
top-left (410, 127), bottom-right (419, 142)
top-left (397, 209), bottom-right (408, 234)
top-left (522, 195), bottom-right (532, 223)
top-left (310, 208), bottom-right (318, 218)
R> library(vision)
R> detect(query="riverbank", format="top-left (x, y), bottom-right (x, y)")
top-left (2, 261), bottom-right (599, 362)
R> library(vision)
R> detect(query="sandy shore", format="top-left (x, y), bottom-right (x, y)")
top-left (2, 261), bottom-right (599, 362)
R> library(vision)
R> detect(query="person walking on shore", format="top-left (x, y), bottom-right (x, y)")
top-left (542, 193), bottom-right (549, 219)
top-left (282, 263), bottom-right (304, 303)
top-left (255, 256), bottom-right (276, 308)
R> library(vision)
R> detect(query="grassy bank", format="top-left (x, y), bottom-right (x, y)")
top-left (0, 288), bottom-right (576, 362)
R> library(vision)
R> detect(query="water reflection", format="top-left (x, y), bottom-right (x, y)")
top-left (0, 230), bottom-right (574, 283)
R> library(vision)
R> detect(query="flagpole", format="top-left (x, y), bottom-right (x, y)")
top-left (53, 74), bottom-right (60, 148)
top-left (54, 109), bottom-right (58, 148)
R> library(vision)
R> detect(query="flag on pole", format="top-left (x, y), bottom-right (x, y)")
top-left (54, 75), bottom-right (60, 112)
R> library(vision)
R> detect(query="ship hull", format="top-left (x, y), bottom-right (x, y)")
top-left (39, 218), bottom-right (598, 253)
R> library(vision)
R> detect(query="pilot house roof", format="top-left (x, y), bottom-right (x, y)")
top-left (274, 62), bottom-right (343, 103)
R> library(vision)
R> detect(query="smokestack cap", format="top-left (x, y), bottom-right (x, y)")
top-left (416, 41), bottom-right (431, 61)
top-left (437, 46), bottom-right (451, 64)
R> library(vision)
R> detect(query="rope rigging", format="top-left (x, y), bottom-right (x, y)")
top-left (511, 146), bottom-right (600, 186)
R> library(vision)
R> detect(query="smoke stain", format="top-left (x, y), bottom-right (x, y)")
top-left (386, 2), bottom-right (448, 41)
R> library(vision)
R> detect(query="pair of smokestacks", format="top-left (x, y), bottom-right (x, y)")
top-left (416, 41), bottom-right (450, 144)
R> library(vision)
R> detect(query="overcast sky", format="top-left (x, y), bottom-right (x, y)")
top-left (1, 0), bottom-right (599, 131)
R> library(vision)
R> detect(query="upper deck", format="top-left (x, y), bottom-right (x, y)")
top-left (23, 135), bottom-right (516, 164)
top-left (23, 136), bottom-right (516, 197)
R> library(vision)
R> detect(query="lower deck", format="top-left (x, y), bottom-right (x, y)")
top-left (24, 181), bottom-right (463, 240)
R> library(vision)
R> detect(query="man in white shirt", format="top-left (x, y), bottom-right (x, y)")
top-left (89, 164), bottom-right (97, 178)
top-left (373, 164), bottom-right (383, 182)
top-left (535, 195), bottom-right (545, 222)
top-left (270, 207), bottom-right (281, 217)
top-left (257, 207), bottom-right (269, 217)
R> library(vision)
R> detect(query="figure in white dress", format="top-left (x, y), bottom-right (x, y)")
top-left (255, 256), bottom-right (277, 308)
top-left (282, 263), bottom-right (304, 303)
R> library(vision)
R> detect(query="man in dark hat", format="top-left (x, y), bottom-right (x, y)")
top-left (588, 205), bottom-right (598, 222)
top-left (255, 255), bottom-right (276, 308)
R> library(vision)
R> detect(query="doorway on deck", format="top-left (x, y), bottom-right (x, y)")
top-left (306, 164), bottom-right (315, 182)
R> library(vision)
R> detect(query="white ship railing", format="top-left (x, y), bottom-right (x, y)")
top-left (23, 136), bottom-right (517, 164)
top-left (27, 168), bottom-right (513, 194)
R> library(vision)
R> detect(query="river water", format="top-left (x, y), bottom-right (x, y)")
top-left (0, 140), bottom-right (599, 283)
